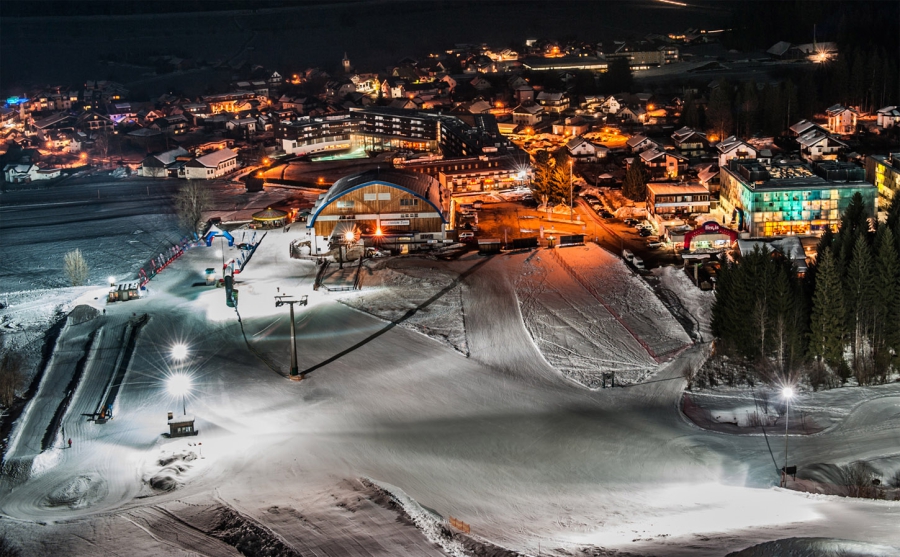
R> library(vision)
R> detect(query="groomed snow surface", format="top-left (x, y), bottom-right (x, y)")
top-left (1, 228), bottom-right (899, 557)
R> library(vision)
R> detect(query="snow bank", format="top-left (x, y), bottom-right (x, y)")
top-left (365, 478), bottom-right (469, 557)
top-left (727, 537), bottom-right (900, 557)
top-left (339, 259), bottom-right (468, 354)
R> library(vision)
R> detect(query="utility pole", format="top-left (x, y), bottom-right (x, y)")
top-left (569, 159), bottom-right (574, 222)
top-left (275, 295), bottom-right (308, 380)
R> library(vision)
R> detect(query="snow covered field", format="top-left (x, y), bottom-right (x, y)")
top-left (1, 221), bottom-right (900, 556)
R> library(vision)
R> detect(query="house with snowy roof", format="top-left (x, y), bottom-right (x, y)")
top-left (715, 136), bottom-right (757, 168)
top-left (876, 106), bottom-right (900, 129)
top-left (182, 148), bottom-right (238, 180)
top-left (637, 147), bottom-right (688, 179)
top-left (788, 119), bottom-right (828, 138)
top-left (826, 104), bottom-right (858, 135)
top-left (3, 163), bottom-right (61, 183)
top-left (566, 136), bottom-right (608, 162)
top-left (536, 91), bottom-right (568, 114)
top-left (797, 131), bottom-right (847, 162)
top-left (140, 147), bottom-right (189, 178)
top-left (626, 134), bottom-right (657, 154)
top-left (512, 104), bottom-right (543, 127)
top-left (671, 126), bottom-right (709, 157)
top-left (552, 116), bottom-right (590, 137)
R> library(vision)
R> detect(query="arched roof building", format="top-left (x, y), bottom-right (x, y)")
top-left (307, 168), bottom-right (450, 253)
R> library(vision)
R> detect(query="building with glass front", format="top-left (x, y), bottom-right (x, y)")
top-left (720, 158), bottom-right (876, 237)
top-left (865, 153), bottom-right (900, 209)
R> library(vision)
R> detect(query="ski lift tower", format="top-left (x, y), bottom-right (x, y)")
top-left (275, 294), bottom-right (308, 380)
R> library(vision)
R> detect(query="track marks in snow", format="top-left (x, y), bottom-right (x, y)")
top-left (514, 250), bottom-right (657, 387)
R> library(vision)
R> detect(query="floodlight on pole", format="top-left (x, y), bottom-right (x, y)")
top-left (569, 159), bottom-right (574, 221)
top-left (167, 373), bottom-right (191, 416)
top-left (781, 386), bottom-right (794, 487)
top-left (171, 343), bottom-right (188, 361)
top-left (108, 276), bottom-right (116, 286)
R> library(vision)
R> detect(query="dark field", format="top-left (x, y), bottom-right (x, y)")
top-left (1, 0), bottom-right (730, 98)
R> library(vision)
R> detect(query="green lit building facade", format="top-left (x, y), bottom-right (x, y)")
top-left (720, 159), bottom-right (876, 237)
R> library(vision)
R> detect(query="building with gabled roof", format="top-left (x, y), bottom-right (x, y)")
top-left (183, 148), bottom-right (238, 180)
top-left (566, 136), bottom-right (607, 161)
top-left (789, 119), bottom-right (828, 138)
top-left (715, 135), bottom-right (757, 168)
top-left (637, 148), bottom-right (688, 179)
top-left (797, 131), bottom-right (847, 162)
top-left (140, 147), bottom-right (189, 178)
top-left (625, 134), bottom-right (657, 154)
top-left (826, 104), bottom-right (858, 135)
top-left (876, 106), bottom-right (900, 129)
top-left (671, 126), bottom-right (709, 157)
top-left (512, 103), bottom-right (543, 127)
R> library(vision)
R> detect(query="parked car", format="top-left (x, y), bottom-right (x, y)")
top-left (647, 241), bottom-right (664, 249)
top-left (459, 231), bottom-right (475, 241)
top-left (592, 204), bottom-right (603, 212)
top-left (624, 218), bottom-right (636, 226)
top-left (622, 249), bottom-right (634, 261)
top-left (632, 256), bottom-right (645, 270)
top-left (639, 228), bottom-right (652, 237)
top-left (600, 211), bottom-right (614, 218)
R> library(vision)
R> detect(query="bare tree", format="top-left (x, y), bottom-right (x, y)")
top-left (0, 351), bottom-right (26, 407)
top-left (94, 132), bottom-right (109, 163)
top-left (63, 249), bottom-right (89, 286)
top-left (840, 461), bottom-right (879, 498)
top-left (174, 180), bottom-right (211, 233)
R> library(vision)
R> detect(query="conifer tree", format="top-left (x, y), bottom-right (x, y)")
top-left (845, 233), bottom-right (875, 382)
top-left (808, 248), bottom-right (845, 375)
top-left (623, 158), bottom-right (648, 201)
top-left (873, 226), bottom-right (900, 379)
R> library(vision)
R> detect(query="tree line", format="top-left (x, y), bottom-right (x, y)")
top-left (680, 46), bottom-right (898, 141)
top-left (711, 194), bottom-right (900, 389)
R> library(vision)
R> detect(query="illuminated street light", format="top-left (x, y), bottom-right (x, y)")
top-left (171, 343), bottom-right (188, 361)
top-left (781, 386), bottom-right (795, 487)
top-left (108, 276), bottom-right (116, 286)
top-left (167, 373), bottom-right (191, 416)
top-left (569, 158), bottom-right (574, 221)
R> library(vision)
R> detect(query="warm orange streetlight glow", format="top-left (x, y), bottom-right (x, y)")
top-left (375, 227), bottom-right (383, 236)
top-left (318, 177), bottom-right (325, 184)
top-left (262, 157), bottom-right (270, 164)
top-left (344, 231), bottom-right (355, 242)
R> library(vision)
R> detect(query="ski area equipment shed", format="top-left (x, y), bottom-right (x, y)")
top-left (167, 412), bottom-right (196, 437)
top-left (108, 280), bottom-right (142, 302)
top-left (306, 168), bottom-right (450, 254)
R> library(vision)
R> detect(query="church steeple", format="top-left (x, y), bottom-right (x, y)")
top-left (342, 52), bottom-right (351, 73)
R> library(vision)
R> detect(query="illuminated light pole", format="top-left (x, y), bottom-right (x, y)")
top-left (781, 386), bottom-right (794, 487)
top-left (171, 343), bottom-right (188, 362)
top-left (340, 230), bottom-right (356, 269)
top-left (168, 373), bottom-right (191, 416)
top-left (275, 295), bottom-right (308, 379)
top-left (569, 159), bottom-right (574, 222)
